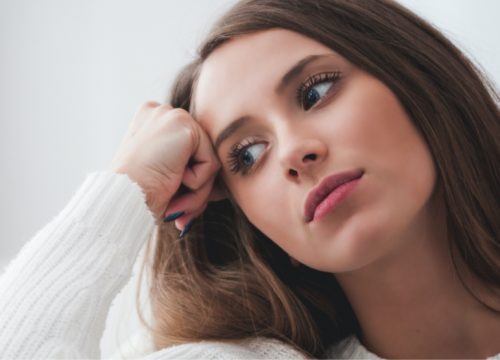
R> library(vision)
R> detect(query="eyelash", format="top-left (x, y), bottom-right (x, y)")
top-left (227, 71), bottom-right (341, 176)
top-left (296, 71), bottom-right (341, 110)
top-left (227, 137), bottom-right (262, 175)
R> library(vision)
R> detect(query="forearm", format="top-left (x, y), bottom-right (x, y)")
top-left (0, 172), bottom-right (156, 359)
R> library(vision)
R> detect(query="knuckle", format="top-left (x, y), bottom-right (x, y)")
top-left (144, 100), bottom-right (160, 107)
top-left (152, 104), bottom-right (173, 117)
top-left (183, 124), bottom-right (199, 146)
top-left (157, 108), bottom-right (193, 130)
top-left (167, 108), bottom-right (190, 120)
top-left (139, 101), bottom-right (160, 111)
top-left (155, 107), bottom-right (200, 148)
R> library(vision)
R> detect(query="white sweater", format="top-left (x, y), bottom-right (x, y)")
top-left (0, 172), bottom-right (497, 359)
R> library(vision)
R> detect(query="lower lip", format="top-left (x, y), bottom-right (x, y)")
top-left (312, 177), bottom-right (362, 222)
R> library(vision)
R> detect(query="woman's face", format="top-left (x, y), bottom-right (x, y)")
top-left (193, 29), bottom-right (437, 273)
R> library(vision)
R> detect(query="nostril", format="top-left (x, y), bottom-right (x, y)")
top-left (303, 153), bottom-right (317, 162)
top-left (289, 169), bottom-right (298, 177)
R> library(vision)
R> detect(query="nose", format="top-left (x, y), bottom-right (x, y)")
top-left (279, 137), bottom-right (328, 181)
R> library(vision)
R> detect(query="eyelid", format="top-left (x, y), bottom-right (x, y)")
top-left (296, 71), bottom-right (341, 110)
top-left (226, 136), bottom-right (268, 176)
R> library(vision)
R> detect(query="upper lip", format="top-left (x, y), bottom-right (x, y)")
top-left (304, 168), bottom-right (364, 222)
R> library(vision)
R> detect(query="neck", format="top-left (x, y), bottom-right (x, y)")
top-left (335, 191), bottom-right (500, 359)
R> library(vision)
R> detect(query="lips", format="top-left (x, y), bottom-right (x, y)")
top-left (304, 169), bottom-right (364, 222)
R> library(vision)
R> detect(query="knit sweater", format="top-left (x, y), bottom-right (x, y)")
top-left (0, 172), bottom-right (497, 359)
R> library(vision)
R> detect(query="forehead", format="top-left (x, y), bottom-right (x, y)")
top-left (193, 29), bottom-right (337, 138)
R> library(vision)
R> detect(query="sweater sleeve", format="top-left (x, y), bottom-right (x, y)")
top-left (0, 171), bottom-right (156, 359)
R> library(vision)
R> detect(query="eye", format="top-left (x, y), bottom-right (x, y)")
top-left (228, 140), bottom-right (266, 176)
top-left (297, 71), bottom-right (341, 111)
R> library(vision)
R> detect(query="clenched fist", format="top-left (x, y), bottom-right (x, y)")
top-left (111, 102), bottom-right (221, 230)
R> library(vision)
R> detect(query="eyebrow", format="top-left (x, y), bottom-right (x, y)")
top-left (275, 54), bottom-right (330, 94)
top-left (214, 115), bottom-right (250, 150)
top-left (213, 54), bottom-right (332, 151)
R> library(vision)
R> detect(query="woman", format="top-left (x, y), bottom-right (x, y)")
top-left (1, 0), bottom-right (498, 358)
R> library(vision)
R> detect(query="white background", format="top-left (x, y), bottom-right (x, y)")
top-left (0, 0), bottom-right (498, 357)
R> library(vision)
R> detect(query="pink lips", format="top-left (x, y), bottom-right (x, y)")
top-left (304, 169), bottom-right (364, 222)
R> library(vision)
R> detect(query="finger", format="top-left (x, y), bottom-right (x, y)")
top-left (165, 177), bottom-right (215, 216)
top-left (182, 122), bottom-right (221, 190)
top-left (127, 101), bottom-right (161, 135)
top-left (151, 103), bottom-right (174, 119)
top-left (163, 177), bottom-right (215, 227)
top-left (174, 203), bottom-right (208, 231)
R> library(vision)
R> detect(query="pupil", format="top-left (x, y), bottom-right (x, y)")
top-left (306, 89), bottom-right (320, 107)
top-left (242, 151), bottom-right (253, 166)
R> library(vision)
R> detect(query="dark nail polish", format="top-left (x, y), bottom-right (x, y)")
top-left (179, 219), bottom-right (194, 238)
top-left (163, 211), bottom-right (184, 222)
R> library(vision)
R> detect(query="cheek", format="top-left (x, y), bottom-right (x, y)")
top-left (309, 80), bottom-right (438, 271)
top-left (228, 172), bottom-right (299, 251)
top-left (340, 77), bottom-right (436, 198)
top-left (232, 175), bottom-right (282, 219)
top-left (371, 93), bottom-right (436, 207)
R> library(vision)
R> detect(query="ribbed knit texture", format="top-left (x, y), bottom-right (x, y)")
top-left (0, 172), bottom-right (498, 359)
top-left (0, 172), bottom-right (156, 359)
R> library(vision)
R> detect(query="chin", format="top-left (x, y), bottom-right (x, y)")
top-left (314, 210), bottom-right (393, 273)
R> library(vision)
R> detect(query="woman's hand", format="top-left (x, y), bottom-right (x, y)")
top-left (110, 102), bottom-right (220, 229)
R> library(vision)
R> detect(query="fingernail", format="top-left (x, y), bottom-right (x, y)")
top-left (179, 219), bottom-right (194, 238)
top-left (163, 211), bottom-right (184, 222)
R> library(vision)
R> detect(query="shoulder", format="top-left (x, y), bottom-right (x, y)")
top-left (142, 337), bottom-right (308, 359)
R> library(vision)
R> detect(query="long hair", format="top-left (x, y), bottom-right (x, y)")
top-left (140, 0), bottom-right (499, 357)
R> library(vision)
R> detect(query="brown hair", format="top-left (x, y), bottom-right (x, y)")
top-left (140, 0), bottom-right (500, 357)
